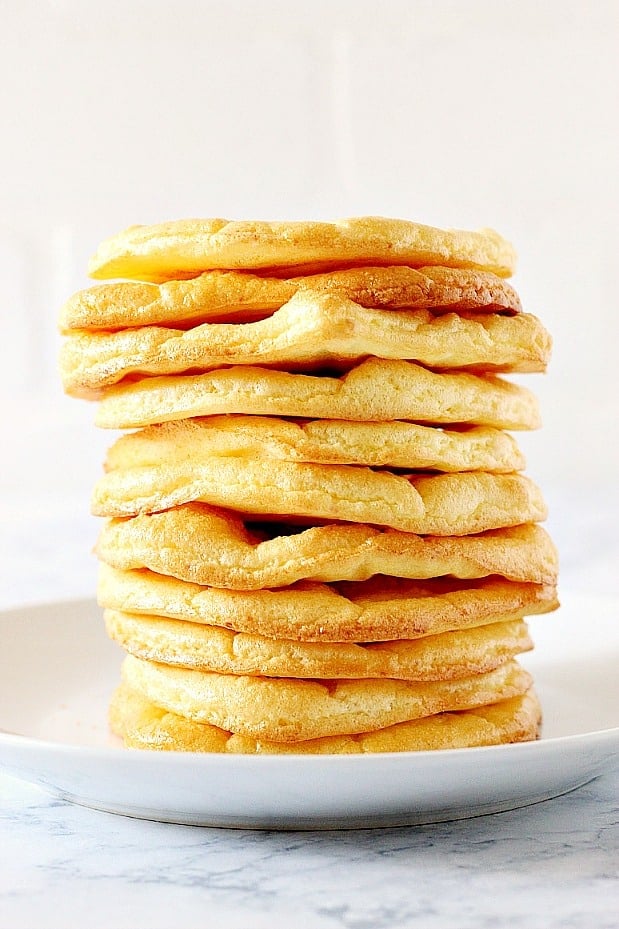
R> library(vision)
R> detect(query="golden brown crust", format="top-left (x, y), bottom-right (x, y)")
top-left (105, 610), bottom-right (533, 680)
top-left (96, 507), bottom-right (559, 588)
top-left (92, 359), bottom-right (541, 431)
top-left (103, 416), bottom-right (525, 474)
top-left (110, 682), bottom-right (542, 753)
top-left (97, 565), bottom-right (559, 642)
top-left (120, 655), bottom-right (532, 740)
top-left (60, 266), bottom-right (521, 331)
top-left (88, 217), bottom-right (517, 281)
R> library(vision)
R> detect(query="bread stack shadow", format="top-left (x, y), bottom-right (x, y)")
top-left (59, 217), bottom-right (558, 754)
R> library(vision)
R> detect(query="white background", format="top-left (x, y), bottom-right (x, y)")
top-left (0, 0), bottom-right (618, 603)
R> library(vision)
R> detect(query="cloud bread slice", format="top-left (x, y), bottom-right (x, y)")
top-left (60, 266), bottom-right (521, 331)
top-left (105, 611), bottom-right (533, 680)
top-left (92, 459), bottom-right (547, 534)
top-left (97, 565), bottom-right (558, 642)
top-left (59, 294), bottom-right (551, 393)
top-left (120, 654), bottom-right (532, 741)
top-left (110, 682), bottom-right (541, 753)
top-left (104, 416), bottom-right (525, 474)
top-left (88, 217), bottom-right (517, 282)
top-left (94, 359), bottom-right (541, 430)
top-left (96, 507), bottom-right (558, 588)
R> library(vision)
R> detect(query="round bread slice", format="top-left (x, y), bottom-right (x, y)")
top-left (97, 565), bottom-right (559, 642)
top-left (96, 507), bottom-right (559, 588)
top-left (110, 682), bottom-right (542, 753)
top-left (104, 416), bottom-right (525, 474)
top-left (93, 358), bottom-right (541, 430)
top-left (91, 460), bottom-right (547, 535)
top-left (60, 266), bottom-right (521, 331)
top-left (87, 216), bottom-right (517, 281)
top-left (120, 654), bottom-right (532, 741)
top-left (59, 295), bottom-right (550, 393)
top-left (105, 611), bottom-right (533, 680)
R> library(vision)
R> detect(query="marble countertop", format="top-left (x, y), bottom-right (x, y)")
top-left (1, 486), bottom-right (618, 929)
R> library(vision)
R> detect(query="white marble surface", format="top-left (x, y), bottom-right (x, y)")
top-left (1, 486), bottom-right (618, 929)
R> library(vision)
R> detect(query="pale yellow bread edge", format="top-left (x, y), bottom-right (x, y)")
top-left (120, 654), bottom-right (533, 740)
top-left (110, 682), bottom-right (541, 753)
top-left (96, 509), bottom-right (558, 588)
top-left (97, 565), bottom-right (559, 642)
top-left (59, 297), bottom-right (550, 393)
top-left (91, 359), bottom-right (541, 432)
top-left (105, 610), bottom-right (533, 680)
top-left (88, 217), bottom-right (517, 281)
top-left (103, 416), bottom-right (526, 474)
top-left (91, 464), bottom-right (548, 537)
top-left (60, 265), bottom-right (521, 331)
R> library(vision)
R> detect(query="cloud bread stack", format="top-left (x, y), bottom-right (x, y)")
top-left (59, 217), bottom-right (558, 754)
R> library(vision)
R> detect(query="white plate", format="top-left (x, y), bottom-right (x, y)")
top-left (0, 593), bottom-right (617, 829)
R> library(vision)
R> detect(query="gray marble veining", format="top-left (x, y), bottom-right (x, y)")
top-left (1, 771), bottom-right (618, 929)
